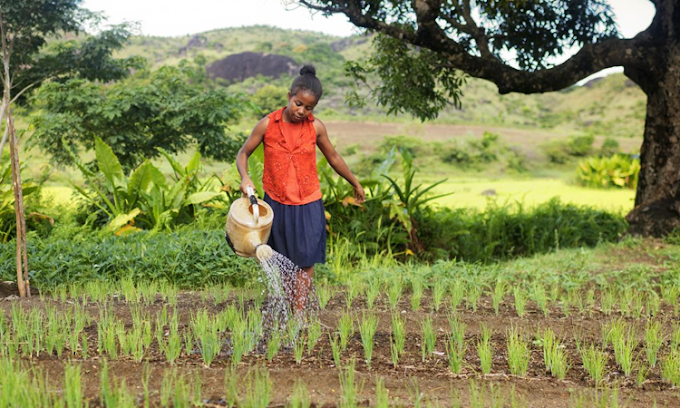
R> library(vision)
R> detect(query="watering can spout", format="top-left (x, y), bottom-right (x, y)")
top-left (224, 190), bottom-right (274, 258)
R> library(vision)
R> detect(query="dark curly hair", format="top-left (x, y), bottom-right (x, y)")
top-left (290, 65), bottom-right (323, 100)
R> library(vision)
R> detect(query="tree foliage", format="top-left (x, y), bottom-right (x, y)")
top-left (30, 63), bottom-right (250, 170)
top-left (0, 0), bottom-right (143, 104)
top-left (298, 0), bottom-right (619, 121)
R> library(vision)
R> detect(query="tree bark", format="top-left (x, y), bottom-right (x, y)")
top-left (625, 41), bottom-right (680, 237)
top-left (6, 108), bottom-right (28, 297)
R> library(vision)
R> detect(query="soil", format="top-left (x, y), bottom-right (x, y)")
top-left (1, 283), bottom-right (679, 408)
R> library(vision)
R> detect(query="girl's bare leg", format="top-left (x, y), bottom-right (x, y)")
top-left (295, 266), bottom-right (314, 312)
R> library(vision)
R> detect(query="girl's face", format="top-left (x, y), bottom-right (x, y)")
top-left (286, 91), bottom-right (318, 123)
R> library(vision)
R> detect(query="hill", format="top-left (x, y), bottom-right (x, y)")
top-left (114, 26), bottom-right (645, 140)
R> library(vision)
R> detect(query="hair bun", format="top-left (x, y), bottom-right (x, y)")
top-left (300, 65), bottom-right (317, 77)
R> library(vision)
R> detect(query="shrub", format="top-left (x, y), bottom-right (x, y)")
top-left (0, 226), bottom-right (256, 288)
top-left (599, 137), bottom-right (620, 157)
top-left (542, 134), bottom-right (595, 163)
top-left (251, 85), bottom-right (288, 116)
top-left (576, 154), bottom-right (640, 189)
top-left (415, 198), bottom-right (627, 262)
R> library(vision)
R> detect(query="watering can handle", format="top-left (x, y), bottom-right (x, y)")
top-left (246, 186), bottom-right (259, 224)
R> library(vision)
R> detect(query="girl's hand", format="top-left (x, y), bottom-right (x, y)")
top-left (353, 184), bottom-right (366, 204)
top-left (240, 178), bottom-right (255, 195)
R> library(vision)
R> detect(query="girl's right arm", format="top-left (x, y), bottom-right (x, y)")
top-left (236, 117), bottom-right (269, 194)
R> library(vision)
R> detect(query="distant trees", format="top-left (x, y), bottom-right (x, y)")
top-left (31, 62), bottom-right (248, 171)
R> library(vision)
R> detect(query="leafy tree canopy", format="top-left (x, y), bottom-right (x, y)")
top-left (30, 62), bottom-right (250, 170)
top-left (1, 0), bottom-right (143, 104)
top-left (297, 0), bottom-right (619, 120)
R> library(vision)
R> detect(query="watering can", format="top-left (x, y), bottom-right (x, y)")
top-left (225, 186), bottom-right (274, 260)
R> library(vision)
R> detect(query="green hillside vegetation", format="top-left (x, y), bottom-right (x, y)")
top-left (113, 26), bottom-right (645, 140)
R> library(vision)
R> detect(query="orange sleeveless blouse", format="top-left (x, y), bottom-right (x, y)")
top-left (262, 107), bottom-right (322, 205)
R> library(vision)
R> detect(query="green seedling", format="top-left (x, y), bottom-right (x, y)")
top-left (407, 377), bottom-right (424, 408)
top-left (192, 310), bottom-right (221, 367)
top-left (338, 310), bottom-right (354, 351)
top-left (578, 342), bottom-right (608, 385)
top-left (366, 280), bottom-right (381, 309)
top-left (477, 324), bottom-right (492, 375)
top-left (446, 334), bottom-right (465, 374)
top-left (601, 290), bottom-right (615, 315)
top-left (294, 334), bottom-right (305, 364)
top-left (241, 366), bottom-right (272, 408)
top-left (550, 344), bottom-right (570, 380)
top-left (541, 328), bottom-right (555, 372)
top-left (661, 284), bottom-right (680, 315)
top-left (507, 325), bottom-right (530, 376)
top-left (432, 280), bottom-right (447, 312)
top-left (224, 366), bottom-right (239, 407)
top-left (64, 364), bottom-right (84, 408)
top-left (645, 320), bottom-right (663, 368)
top-left (307, 319), bottom-right (322, 353)
top-left (513, 287), bottom-right (526, 317)
top-left (646, 291), bottom-right (661, 317)
top-left (232, 318), bottom-right (251, 365)
top-left (612, 324), bottom-right (637, 376)
top-left (636, 360), bottom-right (648, 387)
top-left (345, 279), bottom-right (364, 309)
top-left (289, 379), bottom-right (311, 408)
top-left (317, 283), bottom-right (332, 309)
top-left (662, 350), bottom-right (680, 386)
top-left (359, 313), bottom-right (379, 369)
top-left (158, 310), bottom-right (182, 363)
top-left (492, 280), bottom-right (507, 315)
top-left (391, 313), bottom-right (406, 357)
top-left (388, 279), bottom-right (402, 310)
top-left (266, 329), bottom-right (281, 362)
top-left (532, 282), bottom-right (548, 316)
top-left (410, 279), bottom-right (423, 311)
top-left (339, 359), bottom-right (363, 408)
top-left (466, 284), bottom-right (481, 312)
top-left (390, 337), bottom-right (400, 368)
top-left (420, 315), bottom-right (436, 361)
top-left (450, 281), bottom-right (465, 311)
top-left (330, 333), bottom-right (342, 367)
top-left (672, 323), bottom-right (680, 350)
top-left (374, 377), bottom-right (389, 408)
top-left (468, 379), bottom-right (484, 408)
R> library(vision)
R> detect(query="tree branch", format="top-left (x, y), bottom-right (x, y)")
top-left (298, 0), bottom-right (648, 94)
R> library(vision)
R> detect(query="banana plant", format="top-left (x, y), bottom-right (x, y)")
top-left (69, 136), bottom-right (223, 232)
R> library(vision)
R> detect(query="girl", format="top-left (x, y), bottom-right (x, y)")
top-left (236, 65), bottom-right (365, 312)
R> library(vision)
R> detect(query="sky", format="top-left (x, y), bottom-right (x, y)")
top-left (82, 0), bottom-right (655, 39)
top-left (82, 0), bottom-right (656, 79)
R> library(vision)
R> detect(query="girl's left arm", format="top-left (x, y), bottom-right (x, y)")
top-left (315, 119), bottom-right (365, 203)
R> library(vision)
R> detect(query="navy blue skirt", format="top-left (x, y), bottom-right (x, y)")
top-left (264, 194), bottom-right (327, 268)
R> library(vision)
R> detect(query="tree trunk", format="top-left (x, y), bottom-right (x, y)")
top-left (625, 42), bottom-right (680, 237)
